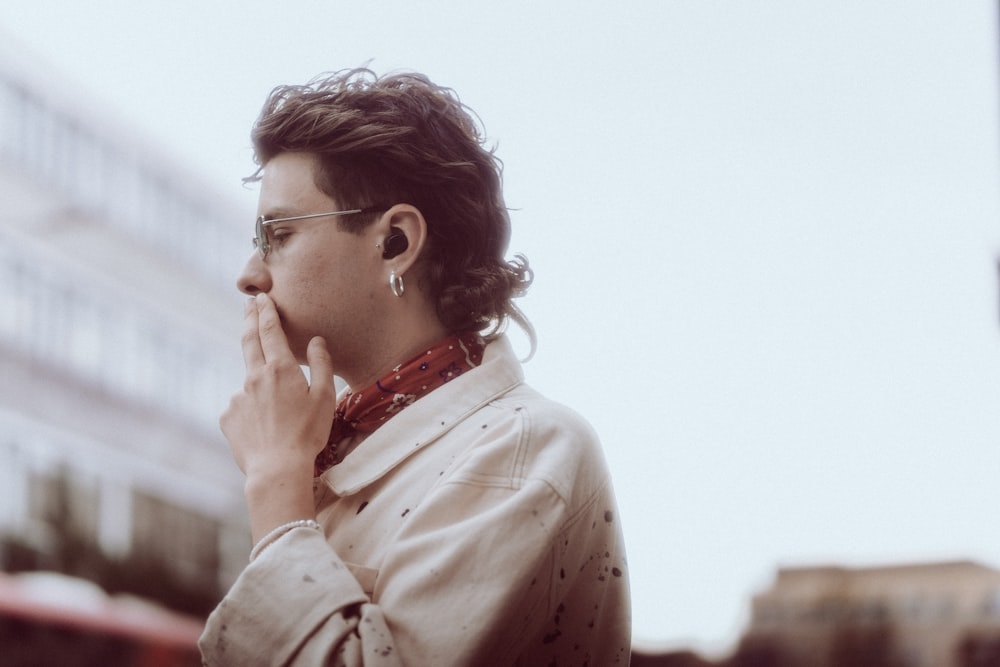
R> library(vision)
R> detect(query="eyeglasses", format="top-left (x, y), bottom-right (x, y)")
top-left (253, 206), bottom-right (386, 258)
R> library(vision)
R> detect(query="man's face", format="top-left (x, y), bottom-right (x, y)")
top-left (237, 152), bottom-right (382, 366)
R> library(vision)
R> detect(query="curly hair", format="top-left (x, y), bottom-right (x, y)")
top-left (247, 68), bottom-right (535, 352)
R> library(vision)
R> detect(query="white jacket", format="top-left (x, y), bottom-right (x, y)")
top-left (199, 336), bottom-right (631, 666)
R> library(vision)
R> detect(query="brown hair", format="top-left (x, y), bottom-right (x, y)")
top-left (247, 68), bottom-right (534, 349)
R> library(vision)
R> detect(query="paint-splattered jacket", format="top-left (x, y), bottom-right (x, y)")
top-left (199, 336), bottom-right (631, 666)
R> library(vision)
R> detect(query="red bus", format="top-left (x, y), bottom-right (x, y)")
top-left (0, 571), bottom-right (203, 666)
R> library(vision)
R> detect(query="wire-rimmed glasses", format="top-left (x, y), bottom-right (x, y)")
top-left (253, 206), bottom-right (386, 258)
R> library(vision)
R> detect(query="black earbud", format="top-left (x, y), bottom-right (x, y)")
top-left (381, 231), bottom-right (409, 259)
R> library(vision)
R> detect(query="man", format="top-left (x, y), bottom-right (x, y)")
top-left (199, 68), bottom-right (630, 666)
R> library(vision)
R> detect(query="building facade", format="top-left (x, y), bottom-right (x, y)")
top-left (0, 39), bottom-right (252, 612)
top-left (743, 560), bottom-right (1000, 667)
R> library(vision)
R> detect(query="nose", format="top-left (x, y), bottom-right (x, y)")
top-left (237, 253), bottom-right (271, 296)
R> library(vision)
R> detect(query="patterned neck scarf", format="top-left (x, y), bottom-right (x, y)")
top-left (314, 332), bottom-right (487, 475)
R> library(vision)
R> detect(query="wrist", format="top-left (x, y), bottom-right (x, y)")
top-left (244, 458), bottom-right (313, 496)
top-left (244, 465), bottom-right (316, 544)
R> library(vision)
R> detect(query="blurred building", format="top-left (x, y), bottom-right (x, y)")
top-left (743, 560), bottom-right (1000, 667)
top-left (0, 39), bottom-right (251, 614)
top-left (634, 560), bottom-right (1000, 667)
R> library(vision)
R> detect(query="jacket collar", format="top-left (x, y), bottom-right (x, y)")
top-left (320, 336), bottom-right (524, 496)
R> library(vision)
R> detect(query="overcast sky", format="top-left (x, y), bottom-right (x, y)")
top-left (2, 1), bottom-right (998, 654)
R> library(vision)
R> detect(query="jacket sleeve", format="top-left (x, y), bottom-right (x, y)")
top-left (199, 527), bottom-right (402, 666)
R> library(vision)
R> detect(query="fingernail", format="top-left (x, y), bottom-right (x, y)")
top-left (245, 297), bottom-right (255, 314)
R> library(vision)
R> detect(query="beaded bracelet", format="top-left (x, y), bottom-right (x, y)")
top-left (249, 519), bottom-right (322, 563)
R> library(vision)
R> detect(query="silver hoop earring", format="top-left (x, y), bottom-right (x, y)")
top-left (389, 270), bottom-right (405, 298)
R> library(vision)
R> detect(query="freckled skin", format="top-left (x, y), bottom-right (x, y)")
top-left (237, 153), bottom-right (385, 369)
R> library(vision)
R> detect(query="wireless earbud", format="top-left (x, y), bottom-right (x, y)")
top-left (381, 231), bottom-right (409, 259)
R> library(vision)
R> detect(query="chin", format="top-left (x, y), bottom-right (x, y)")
top-left (281, 331), bottom-right (309, 364)
top-left (288, 341), bottom-right (310, 365)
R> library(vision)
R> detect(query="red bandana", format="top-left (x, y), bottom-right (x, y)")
top-left (314, 332), bottom-right (487, 475)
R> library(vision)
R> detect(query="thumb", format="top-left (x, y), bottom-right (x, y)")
top-left (306, 336), bottom-right (334, 398)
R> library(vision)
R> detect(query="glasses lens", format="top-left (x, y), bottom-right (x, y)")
top-left (254, 217), bottom-right (268, 257)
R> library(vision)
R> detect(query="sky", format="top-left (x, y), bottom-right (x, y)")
top-left (1, 0), bottom-right (998, 654)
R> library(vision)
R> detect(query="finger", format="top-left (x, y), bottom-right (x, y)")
top-left (254, 293), bottom-right (295, 365)
top-left (240, 297), bottom-right (265, 371)
top-left (306, 336), bottom-right (334, 398)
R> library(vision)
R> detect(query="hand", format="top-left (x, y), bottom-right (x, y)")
top-left (221, 293), bottom-right (335, 482)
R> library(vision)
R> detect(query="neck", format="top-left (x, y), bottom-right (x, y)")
top-left (342, 319), bottom-right (452, 391)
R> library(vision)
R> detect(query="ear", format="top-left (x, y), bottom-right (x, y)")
top-left (376, 204), bottom-right (428, 275)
